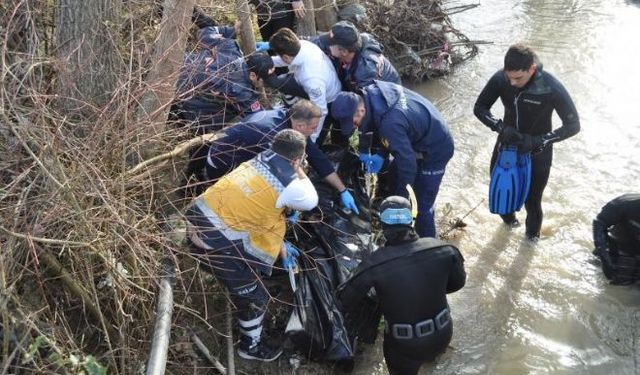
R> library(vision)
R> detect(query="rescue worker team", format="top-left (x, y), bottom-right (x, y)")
top-left (177, 7), bottom-right (639, 375)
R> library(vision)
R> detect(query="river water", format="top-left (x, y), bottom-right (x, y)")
top-left (350, 0), bottom-right (640, 374)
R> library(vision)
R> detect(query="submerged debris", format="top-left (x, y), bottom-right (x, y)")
top-left (349, 0), bottom-right (484, 80)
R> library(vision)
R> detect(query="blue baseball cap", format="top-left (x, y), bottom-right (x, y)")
top-left (331, 91), bottom-right (361, 136)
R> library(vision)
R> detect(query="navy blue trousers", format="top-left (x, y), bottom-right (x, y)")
top-left (414, 165), bottom-right (446, 238)
top-left (384, 160), bottom-right (447, 238)
top-left (189, 231), bottom-right (269, 323)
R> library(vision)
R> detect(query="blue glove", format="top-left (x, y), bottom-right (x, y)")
top-left (283, 241), bottom-right (300, 270)
top-left (287, 210), bottom-right (300, 224)
top-left (340, 190), bottom-right (360, 214)
top-left (256, 41), bottom-right (270, 52)
top-left (358, 153), bottom-right (384, 174)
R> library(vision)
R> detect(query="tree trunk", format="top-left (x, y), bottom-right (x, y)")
top-left (314, 0), bottom-right (338, 32)
top-left (296, 0), bottom-right (317, 36)
top-left (235, 0), bottom-right (256, 56)
top-left (55, 0), bottom-right (122, 116)
top-left (135, 0), bottom-right (195, 138)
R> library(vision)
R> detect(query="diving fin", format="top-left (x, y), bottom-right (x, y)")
top-left (515, 152), bottom-right (532, 210)
top-left (489, 146), bottom-right (519, 215)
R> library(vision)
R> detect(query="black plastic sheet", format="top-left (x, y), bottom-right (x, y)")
top-left (285, 147), bottom-right (379, 363)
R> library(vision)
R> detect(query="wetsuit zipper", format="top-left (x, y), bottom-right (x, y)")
top-left (514, 91), bottom-right (523, 131)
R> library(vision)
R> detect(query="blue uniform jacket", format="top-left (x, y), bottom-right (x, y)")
top-left (342, 34), bottom-right (400, 91)
top-left (311, 33), bottom-right (400, 91)
top-left (208, 108), bottom-right (335, 178)
top-left (176, 26), bottom-right (261, 126)
top-left (197, 26), bottom-right (237, 49)
top-left (360, 81), bottom-right (454, 196)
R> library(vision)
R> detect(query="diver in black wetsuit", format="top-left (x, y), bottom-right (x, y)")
top-left (474, 43), bottom-right (580, 240)
top-left (337, 196), bottom-right (466, 375)
top-left (593, 193), bottom-right (640, 284)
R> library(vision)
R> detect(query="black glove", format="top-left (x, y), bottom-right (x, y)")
top-left (499, 125), bottom-right (523, 144)
top-left (491, 119), bottom-right (505, 133)
top-left (518, 134), bottom-right (544, 153)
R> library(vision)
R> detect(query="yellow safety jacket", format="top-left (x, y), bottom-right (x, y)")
top-left (192, 150), bottom-right (296, 267)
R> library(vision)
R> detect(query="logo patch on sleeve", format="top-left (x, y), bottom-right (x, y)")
top-left (250, 101), bottom-right (262, 112)
top-left (308, 87), bottom-right (323, 99)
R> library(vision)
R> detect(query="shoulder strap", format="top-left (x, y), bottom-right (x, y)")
top-left (347, 238), bottom-right (455, 281)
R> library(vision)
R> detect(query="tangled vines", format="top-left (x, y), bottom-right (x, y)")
top-left (358, 0), bottom-right (483, 80)
top-left (0, 1), bottom-right (224, 373)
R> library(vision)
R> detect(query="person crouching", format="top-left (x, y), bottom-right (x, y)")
top-left (337, 196), bottom-right (466, 374)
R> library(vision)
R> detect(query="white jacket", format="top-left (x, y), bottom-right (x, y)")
top-left (273, 40), bottom-right (342, 142)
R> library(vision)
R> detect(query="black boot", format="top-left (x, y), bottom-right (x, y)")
top-left (237, 339), bottom-right (282, 362)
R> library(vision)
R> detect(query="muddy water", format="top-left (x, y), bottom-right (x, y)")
top-left (351, 0), bottom-right (640, 374)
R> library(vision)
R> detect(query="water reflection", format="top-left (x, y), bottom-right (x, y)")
top-left (354, 0), bottom-right (640, 373)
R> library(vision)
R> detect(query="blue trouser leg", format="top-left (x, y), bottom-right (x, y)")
top-left (414, 166), bottom-right (446, 238)
top-left (188, 229), bottom-right (269, 347)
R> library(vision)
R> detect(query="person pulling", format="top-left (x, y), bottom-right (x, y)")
top-left (204, 100), bottom-right (359, 213)
top-left (185, 129), bottom-right (318, 361)
top-left (331, 80), bottom-right (454, 238)
top-left (337, 195), bottom-right (466, 375)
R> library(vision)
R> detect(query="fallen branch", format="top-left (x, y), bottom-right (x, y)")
top-left (37, 246), bottom-right (119, 341)
top-left (361, 0), bottom-right (483, 80)
top-left (0, 225), bottom-right (92, 248)
top-left (441, 198), bottom-right (484, 237)
top-left (190, 332), bottom-right (227, 374)
top-left (125, 132), bottom-right (220, 177)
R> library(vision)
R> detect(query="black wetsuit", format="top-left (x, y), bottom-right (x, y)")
top-left (594, 193), bottom-right (640, 254)
top-left (337, 236), bottom-right (466, 375)
top-left (593, 194), bottom-right (640, 283)
top-left (474, 64), bottom-right (580, 237)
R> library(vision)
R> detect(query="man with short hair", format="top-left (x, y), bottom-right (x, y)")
top-left (249, 21), bottom-right (400, 102)
top-left (205, 100), bottom-right (359, 213)
top-left (186, 129), bottom-right (318, 362)
top-left (331, 81), bottom-right (454, 238)
top-left (474, 43), bottom-right (580, 240)
top-left (269, 28), bottom-right (342, 142)
top-left (176, 24), bottom-right (262, 134)
top-left (317, 21), bottom-right (400, 91)
top-left (337, 195), bottom-right (466, 375)
top-left (246, 52), bottom-right (309, 99)
top-left (177, 25), bottom-right (265, 192)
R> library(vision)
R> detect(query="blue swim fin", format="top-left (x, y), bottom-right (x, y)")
top-left (515, 152), bottom-right (532, 211)
top-left (489, 146), bottom-right (519, 215)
